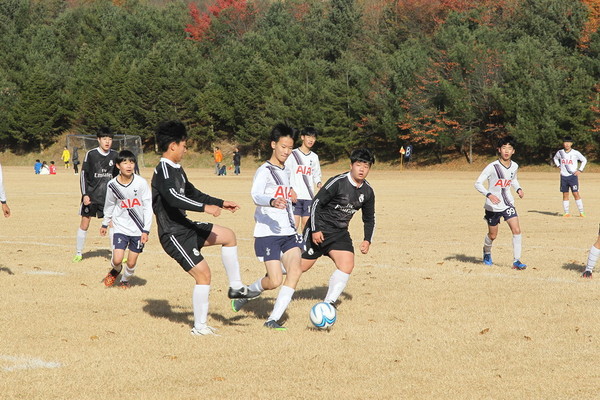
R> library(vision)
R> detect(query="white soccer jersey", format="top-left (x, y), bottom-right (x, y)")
top-left (102, 174), bottom-right (153, 236)
top-left (284, 148), bottom-right (322, 200)
top-left (0, 163), bottom-right (6, 203)
top-left (475, 160), bottom-right (522, 212)
top-left (251, 162), bottom-right (297, 237)
top-left (553, 149), bottom-right (587, 177)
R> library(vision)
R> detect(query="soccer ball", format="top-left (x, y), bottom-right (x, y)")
top-left (309, 302), bottom-right (337, 329)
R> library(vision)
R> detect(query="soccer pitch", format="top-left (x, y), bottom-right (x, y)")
top-left (1, 166), bottom-right (599, 399)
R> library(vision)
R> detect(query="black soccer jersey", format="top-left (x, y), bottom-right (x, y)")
top-left (309, 172), bottom-right (376, 242)
top-left (151, 158), bottom-right (224, 237)
top-left (80, 148), bottom-right (118, 204)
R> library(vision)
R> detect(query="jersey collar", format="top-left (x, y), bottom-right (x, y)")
top-left (96, 147), bottom-right (111, 156)
top-left (346, 172), bottom-right (363, 188)
top-left (161, 157), bottom-right (181, 169)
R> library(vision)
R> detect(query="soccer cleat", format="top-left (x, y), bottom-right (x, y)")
top-left (72, 254), bottom-right (83, 263)
top-left (579, 212), bottom-right (586, 218)
top-left (190, 326), bottom-right (220, 336)
top-left (103, 272), bottom-right (117, 287)
top-left (563, 213), bottom-right (571, 218)
top-left (483, 253), bottom-right (493, 266)
top-left (231, 298), bottom-right (249, 313)
top-left (118, 281), bottom-right (131, 289)
top-left (228, 286), bottom-right (261, 299)
top-left (512, 260), bottom-right (527, 270)
top-left (582, 270), bottom-right (593, 279)
top-left (264, 320), bottom-right (287, 331)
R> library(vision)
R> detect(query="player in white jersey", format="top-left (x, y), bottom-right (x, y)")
top-left (0, 162), bottom-right (11, 218)
top-left (232, 124), bottom-right (303, 330)
top-left (553, 136), bottom-right (587, 217)
top-left (284, 127), bottom-right (322, 231)
top-left (475, 136), bottom-right (527, 270)
top-left (100, 150), bottom-right (152, 288)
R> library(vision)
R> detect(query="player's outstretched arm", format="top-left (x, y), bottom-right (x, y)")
top-left (222, 201), bottom-right (240, 212)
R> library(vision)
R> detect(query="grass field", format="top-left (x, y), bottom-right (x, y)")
top-left (1, 165), bottom-right (600, 399)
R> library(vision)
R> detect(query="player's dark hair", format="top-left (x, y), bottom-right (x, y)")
top-left (50, 161), bottom-right (55, 164)
top-left (96, 126), bottom-right (114, 139)
top-left (156, 120), bottom-right (187, 153)
top-left (563, 136), bottom-right (574, 143)
top-left (35, 159), bottom-right (40, 162)
top-left (497, 136), bottom-right (516, 149)
top-left (270, 123), bottom-right (296, 143)
top-left (301, 127), bottom-right (318, 138)
top-left (350, 148), bottom-right (375, 165)
top-left (113, 150), bottom-right (137, 177)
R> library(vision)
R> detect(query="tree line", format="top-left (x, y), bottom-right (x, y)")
top-left (0, 0), bottom-right (598, 163)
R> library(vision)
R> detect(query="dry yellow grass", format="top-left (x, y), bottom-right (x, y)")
top-left (1, 165), bottom-right (600, 399)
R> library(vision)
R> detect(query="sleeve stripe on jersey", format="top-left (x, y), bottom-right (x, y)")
top-left (267, 166), bottom-right (296, 229)
top-left (310, 198), bottom-right (319, 231)
top-left (108, 183), bottom-right (145, 233)
top-left (324, 173), bottom-right (346, 190)
top-left (168, 188), bottom-right (205, 209)
top-left (169, 235), bottom-right (197, 269)
top-left (267, 166), bottom-right (283, 186)
top-left (369, 213), bottom-right (376, 242)
top-left (160, 161), bottom-right (170, 179)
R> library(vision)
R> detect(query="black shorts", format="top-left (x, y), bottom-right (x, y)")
top-left (302, 228), bottom-right (354, 260)
top-left (79, 202), bottom-right (104, 218)
top-left (293, 199), bottom-right (313, 217)
top-left (484, 207), bottom-right (518, 226)
top-left (560, 175), bottom-right (579, 193)
top-left (159, 222), bottom-right (214, 272)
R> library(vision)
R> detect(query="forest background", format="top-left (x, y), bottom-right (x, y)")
top-left (0, 0), bottom-right (599, 164)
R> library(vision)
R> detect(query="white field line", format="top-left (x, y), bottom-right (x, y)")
top-left (0, 355), bottom-right (62, 372)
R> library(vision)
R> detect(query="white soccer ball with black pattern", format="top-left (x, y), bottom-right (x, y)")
top-left (309, 302), bottom-right (337, 329)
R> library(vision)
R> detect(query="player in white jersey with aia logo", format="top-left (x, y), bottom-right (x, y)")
top-left (101, 150), bottom-right (152, 289)
top-left (232, 124), bottom-right (303, 330)
top-left (475, 136), bottom-right (527, 270)
top-left (284, 127), bottom-right (322, 231)
top-left (553, 136), bottom-right (587, 217)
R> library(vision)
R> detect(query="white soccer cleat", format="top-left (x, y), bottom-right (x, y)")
top-left (190, 326), bottom-right (220, 336)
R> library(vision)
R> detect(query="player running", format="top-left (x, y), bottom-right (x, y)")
top-left (284, 127), bottom-right (322, 231)
top-left (475, 136), bottom-right (527, 270)
top-left (151, 120), bottom-right (259, 336)
top-left (231, 124), bottom-right (303, 330)
top-left (100, 150), bottom-right (152, 289)
top-left (553, 136), bottom-right (587, 217)
top-left (73, 127), bottom-right (118, 262)
top-left (0, 162), bottom-right (11, 218)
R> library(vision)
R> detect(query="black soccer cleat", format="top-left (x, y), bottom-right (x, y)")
top-left (582, 270), bottom-right (593, 279)
top-left (228, 286), bottom-right (261, 299)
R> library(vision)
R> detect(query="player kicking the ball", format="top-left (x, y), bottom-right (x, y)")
top-left (232, 124), bottom-right (303, 330)
top-left (100, 150), bottom-right (152, 288)
top-left (553, 136), bottom-right (587, 217)
top-left (475, 136), bottom-right (527, 270)
top-left (152, 120), bottom-right (259, 336)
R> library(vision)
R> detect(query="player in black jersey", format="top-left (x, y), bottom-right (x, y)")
top-left (73, 127), bottom-right (118, 262)
top-left (151, 120), bottom-right (259, 336)
top-left (297, 148), bottom-right (376, 308)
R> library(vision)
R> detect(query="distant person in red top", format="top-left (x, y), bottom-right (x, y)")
top-left (49, 161), bottom-right (57, 175)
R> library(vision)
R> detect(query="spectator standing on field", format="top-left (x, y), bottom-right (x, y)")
top-left (214, 147), bottom-right (223, 175)
top-left (233, 147), bottom-right (241, 175)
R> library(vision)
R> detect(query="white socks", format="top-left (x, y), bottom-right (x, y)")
top-left (76, 228), bottom-right (87, 255)
top-left (324, 270), bottom-right (350, 304)
top-left (563, 200), bottom-right (570, 214)
top-left (586, 246), bottom-right (600, 273)
top-left (121, 266), bottom-right (135, 282)
top-left (193, 285), bottom-right (210, 330)
top-left (221, 246), bottom-right (243, 290)
top-left (512, 234), bottom-right (522, 261)
top-left (249, 278), bottom-right (264, 294)
top-left (108, 227), bottom-right (114, 250)
top-left (483, 235), bottom-right (493, 254)
top-left (268, 286), bottom-right (295, 322)
top-left (576, 199), bottom-right (584, 213)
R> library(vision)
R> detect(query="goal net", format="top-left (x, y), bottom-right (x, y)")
top-left (66, 134), bottom-right (145, 168)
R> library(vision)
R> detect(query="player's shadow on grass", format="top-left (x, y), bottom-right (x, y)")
top-left (528, 210), bottom-right (562, 216)
top-left (84, 249), bottom-right (112, 260)
top-left (561, 263), bottom-right (583, 272)
top-left (444, 254), bottom-right (481, 264)
top-left (0, 266), bottom-right (14, 275)
top-left (143, 299), bottom-right (193, 325)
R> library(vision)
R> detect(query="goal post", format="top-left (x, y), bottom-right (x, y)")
top-left (66, 134), bottom-right (145, 168)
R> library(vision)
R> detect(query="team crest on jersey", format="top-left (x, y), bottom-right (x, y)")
top-left (134, 189), bottom-right (138, 196)
top-left (109, 160), bottom-right (114, 166)
top-left (359, 194), bottom-right (364, 203)
top-left (193, 248), bottom-right (200, 256)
